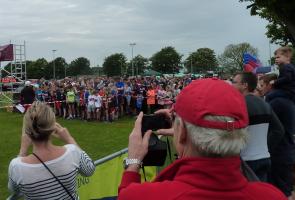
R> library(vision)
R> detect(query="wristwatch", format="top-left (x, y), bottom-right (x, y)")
top-left (123, 158), bottom-right (142, 169)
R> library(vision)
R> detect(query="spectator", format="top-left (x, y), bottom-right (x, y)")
top-left (146, 86), bottom-right (156, 114)
top-left (156, 85), bottom-right (166, 109)
top-left (116, 78), bottom-right (125, 117)
top-left (20, 81), bottom-right (35, 111)
top-left (35, 85), bottom-right (43, 102)
top-left (94, 91), bottom-right (102, 121)
top-left (66, 85), bottom-right (76, 119)
top-left (118, 78), bottom-right (286, 200)
top-left (232, 72), bottom-right (284, 182)
top-left (61, 87), bottom-right (67, 119)
top-left (55, 87), bottom-right (63, 117)
top-left (266, 46), bottom-right (295, 102)
top-left (136, 91), bottom-right (144, 114)
top-left (79, 87), bottom-right (87, 120)
top-left (164, 85), bottom-right (173, 109)
top-left (124, 83), bottom-right (132, 115)
top-left (259, 74), bottom-right (278, 99)
top-left (263, 73), bottom-right (295, 199)
top-left (8, 101), bottom-right (95, 200)
top-left (87, 90), bottom-right (96, 121)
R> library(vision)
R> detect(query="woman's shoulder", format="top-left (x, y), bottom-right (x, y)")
top-left (9, 157), bottom-right (22, 169)
top-left (64, 144), bottom-right (81, 153)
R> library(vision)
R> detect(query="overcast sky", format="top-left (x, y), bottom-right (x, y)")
top-left (0, 0), bottom-right (278, 67)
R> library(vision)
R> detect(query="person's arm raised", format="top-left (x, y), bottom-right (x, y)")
top-left (18, 130), bottom-right (32, 157)
top-left (53, 123), bottom-right (78, 146)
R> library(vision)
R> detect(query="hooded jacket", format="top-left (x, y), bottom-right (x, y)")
top-left (118, 157), bottom-right (286, 200)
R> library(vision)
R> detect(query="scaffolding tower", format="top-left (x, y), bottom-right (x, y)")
top-left (0, 41), bottom-right (26, 94)
top-left (10, 41), bottom-right (27, 81)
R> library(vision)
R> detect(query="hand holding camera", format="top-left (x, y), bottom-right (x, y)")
top-left (140, 112), bottom-right (172, 166)
top-left (126, 112), bottom-right (152, 171)
top-left (154, 108), bottom-right (174, 136)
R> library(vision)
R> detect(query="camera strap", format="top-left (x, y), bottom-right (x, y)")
top-left (166, 137), bottom-right (172, 163)
top-left (142, 166), bottom-right (147, 182)
top-left (32, 153), bottom-right (75, 200)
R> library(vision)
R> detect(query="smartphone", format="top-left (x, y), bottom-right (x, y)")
top-left (141, 114), bottom-right (172, 135)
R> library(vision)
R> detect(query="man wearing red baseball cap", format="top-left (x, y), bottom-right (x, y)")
top-left (118, 78), bottom-right (286, 200)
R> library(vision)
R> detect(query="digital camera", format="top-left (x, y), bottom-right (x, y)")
top-left (141, 114), bottom-right (172, 166)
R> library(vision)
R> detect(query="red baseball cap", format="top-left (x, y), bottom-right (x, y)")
top-left (174, 78), bottom-right (248, 130)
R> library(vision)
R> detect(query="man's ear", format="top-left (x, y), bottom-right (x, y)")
top-left (178, 118), bottom-right (188, 145)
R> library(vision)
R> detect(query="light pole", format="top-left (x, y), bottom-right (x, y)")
top-left (52, 49), bottom-right (57, 79)
top-left (129, 43), bottom-right (136, 76)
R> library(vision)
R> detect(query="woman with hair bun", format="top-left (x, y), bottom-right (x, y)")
top-left (7, 101), bottom-right (95, 200)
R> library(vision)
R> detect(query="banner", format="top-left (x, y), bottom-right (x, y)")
top-left (77, 153), bottom-right (157, 200)
top-left (0, 44), bottom-right (13, 61)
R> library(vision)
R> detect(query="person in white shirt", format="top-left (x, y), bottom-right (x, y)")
top-left (87, 90), bottom-right (96, 121)
top-left (8, 101), bottom-right (95, 200)
top-left (94, 92), bottom-right (102, 121)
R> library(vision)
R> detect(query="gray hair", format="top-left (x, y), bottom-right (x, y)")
top-left (175, 115), bottom-right (248, 157)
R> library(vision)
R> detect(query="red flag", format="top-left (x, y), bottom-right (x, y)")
top-left (0, 44), bottom-right (13, 61)
top-left (243, 64), bottom-right (254, 72)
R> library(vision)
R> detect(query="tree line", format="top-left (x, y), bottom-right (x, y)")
top-left (2, 42), bottom-right (262, 79)
top-left (240, 0), bottom-right (295, 46)
top-left (2, 0), bottom-right (294, 79)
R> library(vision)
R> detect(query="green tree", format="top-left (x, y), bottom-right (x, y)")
top-left (185, 48), bottom-right (218, 73)
top-left (91, 66), bottom-right (104, 76)
top-left (2, 61), bottom-right (31, 80)
top-left (240, 0), bottom-right (295, 46)
top-left (103, 53), bottom-right (127, 76)
top-left (2, 62), bottom-right (13, 77)
top-left (126, 55), bottom-right (148, 76)
top-left (68, 57), bottom-right (91, 76)
top-left (150, 46), bottom-right (182, 74)
top-left (27, 58), bottom-right (48, 79)
top-left (47, 57), bottom-right (68, 79)
top-left (218, 43), bottom-right (258, 74)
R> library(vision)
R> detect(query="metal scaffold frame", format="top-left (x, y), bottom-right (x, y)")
top-left (10, 41), bottom-right (27, 81)
top-left (0, 41), bottom-right (26, 108)
top-left (0, 41), bottom-right (26, 93)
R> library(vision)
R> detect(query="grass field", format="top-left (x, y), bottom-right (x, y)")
top-left (0, 92), bottom-right (13, 109)
top-left (0, 111), bottom-right (134, 199)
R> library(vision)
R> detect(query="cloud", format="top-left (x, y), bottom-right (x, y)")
top-left (0, 0), bottom-right (276, 66)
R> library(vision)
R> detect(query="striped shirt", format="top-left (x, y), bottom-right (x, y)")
top-left (8, 144), bottom-right (95, 200)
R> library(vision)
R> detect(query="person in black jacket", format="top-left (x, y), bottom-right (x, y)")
top-left (261, 73), bottom-right (295, 199)
top-left (20, 81), bottom-right (35, 111)
top-left (232, 72), bottom-right (284, 183)
top-left (266, 46), bottom-right (295, 103)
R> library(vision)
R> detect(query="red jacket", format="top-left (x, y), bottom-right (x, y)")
top-left (118, 157), bottom-right (286, 200)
